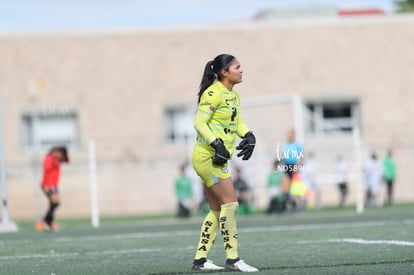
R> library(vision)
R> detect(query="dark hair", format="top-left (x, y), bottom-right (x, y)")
top-left (50, 146), bottom-right (69, 162)
top-left (197, 54), bottom-right (235, 103)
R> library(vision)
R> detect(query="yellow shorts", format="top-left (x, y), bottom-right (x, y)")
top-left (192, 149), bottom-right (231, 188)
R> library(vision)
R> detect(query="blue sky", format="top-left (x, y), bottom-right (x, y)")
top-left (0, 0), bottom-right (396, 33)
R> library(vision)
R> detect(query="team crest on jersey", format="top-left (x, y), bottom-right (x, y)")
top-left (225, 97), bottom-right (238, 107)
top-left (221, 166), bottom-right (228, 173)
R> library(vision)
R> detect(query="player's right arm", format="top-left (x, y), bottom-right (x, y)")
top-left (193, 89), bottom-right (221, 144)
top-left (194, 89), bottom-right (230, 165)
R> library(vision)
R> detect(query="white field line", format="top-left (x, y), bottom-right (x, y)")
top-left (54, 230), bottom-right (196, 242)
top-left (3, 236), bottom-right (414, 261)
top-left (239, 219), bottom-right (414, 234)
top-left (0, 252), bottom-right (80, 260)
top-left (0, 246), bottom-right (194, 261)
top-left (300, 238), bottom-right (414, 247)
top-left (2, 219), bottom-right (414, 246)
top-left (2, 219), bottom-right (414, 261)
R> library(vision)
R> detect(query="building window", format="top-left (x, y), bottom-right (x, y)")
top-left (305, 101), bottom-right (359, 136)
top-left (21, 109), bottom-right (80, 151)
top-left (165, 106), bottom-right (195, 144)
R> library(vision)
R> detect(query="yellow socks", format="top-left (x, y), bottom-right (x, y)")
top-left (194, 202), bottom-right (240, 262)
top-left (194, 210), bottom-right (220, 260)
top-left (219, 202), bottom-right (239, 260)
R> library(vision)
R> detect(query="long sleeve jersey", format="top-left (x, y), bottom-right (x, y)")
top-left (193, 81), bottom-right (249, 157)
top-left (41, 153), bottom-right (61, 188)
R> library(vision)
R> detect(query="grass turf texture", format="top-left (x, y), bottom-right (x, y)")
top-left (1, 204), bottom-right (413, 274)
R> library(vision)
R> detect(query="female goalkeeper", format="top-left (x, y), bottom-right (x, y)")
top-left (191, 54), bottom-right (258, 272)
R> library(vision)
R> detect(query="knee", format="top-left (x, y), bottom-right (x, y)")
top-left (50, 195), bottom-right (60, 204)
top-left (221, 202), bottom-right (239, 213)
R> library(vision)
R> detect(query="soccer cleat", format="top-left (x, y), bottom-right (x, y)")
top-left (35, 220), bottom-right (44, 232)
top-left (225, 260), bottom-right (259, 272)
top-left (191, 259), bottom-right (224, 271)
top-left (42, 222), bottom-right (53, 232)
top-left (36, 220), bottom-right (58, 232)
top-left (50, 221), bottom-right (59, 232)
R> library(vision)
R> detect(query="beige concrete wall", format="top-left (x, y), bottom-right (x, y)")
top-left (1, 15), bottom-right (413, 219)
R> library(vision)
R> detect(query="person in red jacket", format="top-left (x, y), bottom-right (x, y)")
top-left (36, 146), bottom-right (69, 232)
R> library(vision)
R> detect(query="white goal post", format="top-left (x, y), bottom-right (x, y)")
top-left (0, 87), bottom-right (18, 233)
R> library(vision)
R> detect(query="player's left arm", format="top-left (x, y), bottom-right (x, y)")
top-left (235, 95), bottom-right (256, 160)
top-left (236, 111), bottom-right (250, 138)
top-left (235, 92), bottom-right (250, 138)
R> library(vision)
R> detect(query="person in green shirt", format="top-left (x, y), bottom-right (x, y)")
top-left (232, 167), bottom-right (253, 215)
top-left (266, 160), bottom-right (285, 214)
top-left (174, 164), bottom-right (194, 218)
top-left (383, 150), bottom-right (396, 206)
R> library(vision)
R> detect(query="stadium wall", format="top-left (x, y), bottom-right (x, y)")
top-left (1, 15), bottom-right (414, 219)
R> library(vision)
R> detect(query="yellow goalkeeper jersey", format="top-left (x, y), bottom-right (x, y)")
top-left (194, 81), bottom-right (249, 156)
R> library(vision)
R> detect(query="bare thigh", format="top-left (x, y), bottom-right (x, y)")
top-left (42, 188), bottom-right (60, 204)
top-left (204, 177), bottom-right (237, 211)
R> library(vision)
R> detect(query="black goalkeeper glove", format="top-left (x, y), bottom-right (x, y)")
top-left (210, 138), bottom-right (230, 165)
top-left (236, 131), bottom-right (256, 160)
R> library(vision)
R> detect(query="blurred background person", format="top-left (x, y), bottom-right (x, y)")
top-left (289, 162), bottom-right (309, 212)
top-left (232, 166), bottom-right (253, 215)
top-left (266, 160), bottom-right (285, 214)
top-left (279, 129), bottom-right (304, 211)
top-left (281, 129), bottom-right (304, 179)
top-left (363, 152), bottom-right (383, 207)
top-left (184, 160), bottom-right (206, 214)
top-left (174, 164), bottom-right (194, 218)
top-left (335, 155), bottom-right (348, 208)
top-left (383, 149), bottom-right (396, 206)
top-left (301, 152), bottom-right (320, 210)
top-left (36, 146), bottom-right (69, 232)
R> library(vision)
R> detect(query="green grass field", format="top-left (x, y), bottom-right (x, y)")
top-left (1, 204), bottom-right (414, 274)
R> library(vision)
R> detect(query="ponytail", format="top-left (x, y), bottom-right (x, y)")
top-left (198, 60), bottom-right (215, 103)
top-left (197, 54), bottom-right (235, 104)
